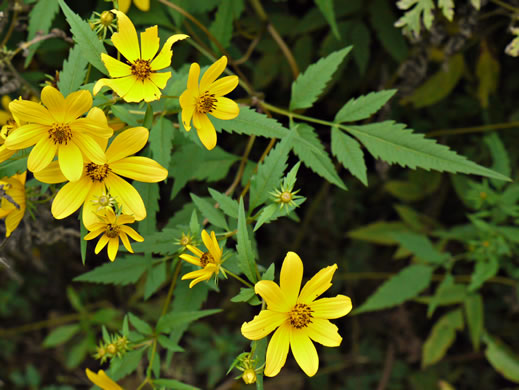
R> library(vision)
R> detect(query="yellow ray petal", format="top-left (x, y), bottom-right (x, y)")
top-left (70, 118), bottom-right (113, 140)
top-left (208, 75), bottom-right (239, 97)
top-left (119, 225), bottom-right (143, 241)
top-left (264, 324), bottom-right (290, 377)
top-left (280, 252), bottom-right (303, 307)
top-left (201, 230), bottom-right (219, 260)
top-left (101, 54), bottom-right (131, 78)
top-left (116, 214), bottom-right (136, 225)
top-left (5, 204), bottom-right (25, 237)
top-left (188, 273), bottom-right (213, 288)
top-left (140, 26), bottom-right (159, 61)
top-left (134, 0), bottom-right (150, 11)
top-left (306, 318), bottom-right (342, 347)
top-left (254, 280), bottom-right (291, 312)
top-left (107, 237), bottom-right (120, 261)
top-left (200, 56), bottom-right (227, 92)
top-left (111, 10), bottom-right (140, 62)
top-left (119, 232), bottom-right (134, 253)
top-left (27, 137), bottom-right (57, 172)
top-left (9, 100), bottom-right (53, 126)
top-left (149, 71), bottom-right (171, 89)
top-left (211, 97), bottom-right (239, 120)
top-left (0, 111), bottom-right (11, 125)
top-left (310, 295), bottom-right (352, 319)
top-left (150, 34), bottom-right (189, 71)
top-left (34, 161), bottom-right (67, 184)
top-left (298, 264), bottom-right (337, 304)
top-left (179, 253), bottom-right (202, 266)
top-left (72, 133), bottom-right (107, 165)
top-left (51, 178), bottom-right (92, 219)
top-left (0, 147), bottom-right (15, 164)
top-left (95, 234), bottom-right (110, 254)
top-left (186, 244), bottom-right (204, 257)
top-left (4, 124), bottom-right (47, 149)
top-left (104, 173), bottom-right (146, 220)
top-left (110, 156), bottom-right (167, 182)
top-left (241, 310), bottom-right (287, 341)
top-left (64, 89), bottom-right (92, 122)
top-left (179, 89), bottom-right (195, 131)
top-left (118, 0), bottom-right (131, 13)
top-left (58, 141), bottom-right (83, 182)
top-left (82, 182), bottom-right (105, 228)
top-left (84, 228), bottom-right (104, 240)
top-left (93, 76), bottom-right (138, 101)
top-left (193, 112), bottom-right (217, 150)
top-left (186, 62), bottom-right (200, 92)
top-left (290, 330), bottom-right (319, 377)
top-left (106, 126), bottom-right (148, 163)
top-left (182, 268), bottom-right (212, 280)
top-left (41, 86), bottom-right (66, 122)
top-left (122, 79), bottom-right (162, 103)
top-left (85, 369), bottom-right (122, 390)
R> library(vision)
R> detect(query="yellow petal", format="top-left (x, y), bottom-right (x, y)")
top-left (1, 96), bottom-right (11, 111)
top-left (211, 97), bottom-right (239, 120)
top-left (208, 75), bottom-right (239, 97)
top-left (310, 295), bottom-right (352, 319)
top-left (264, 324), bottom-right (290, 377)
top-left (70, 118), bottom-right (113, 140)
top-left (186, 62), bottom-right (200, 93)
top-left (182, 268), bottom-right (212, 281)
top-left (186, 244), bottom-right (204, 257)
top-left (58, 142), bottom-right (83, 182)
top-left (9, 100), bottom-right (53, 126)
top-left (134, 0), bottom-right (150, 11)
top-left (241, 309), bottom-right (287, 341)
top-left (5, 201), bottom-right (25, 237)
top-left (280, 252), bottom-right (303, 307)
top-left (107, 237), bottom-right (120, 261)
top-left (149, 71), bottom-right (171, 89)
top-left (118, 0), bottom-right (131, 13)
top-left (111, 10), bottom-right (140, 62)
top-left (82, 182), bottom-right (105, 228)
top-left (119, 231), bottom-right (134, 253)
top-left (104, 173), bottom-right (146, 220)
top-left (150, 34), bottom-right (189, 71)
top-left (298, 264), bottom-right (337, 304)
top-left (84, 228), bottom-right (104, 240)
top-left (0, 110), bottom-right (11, 125)
top-left (305, 318), bottom-right (342, 347)
top-left (140, 26), bottom-right (159, 61)
top-left (200, 56), bottom-right (227, 92)
top-left (72, 133), bottom-right (107, 165)
top-left (122, 79), bottom-right (162, 103)
top-left (4, 124), bottom-right (47, 149)
top-left (34, 161), bottom-right (67, 184)
top-left (93, 76), bottom-right (138, 101)
top-left (110, 156), bottom-right (167, 182)
top-left (255, 280), bottom-right (291, 312)
top-left (179, 89), bottom-right (195, 131)
top-left (290, 330), bottom-right (319, 377)
top-left (85, 369), bottom-right (122, 390)
top-left (106, 127), bottom-right (148, 162)
top-left (41, 86), bottom-right (66, 122)
top-left (193, 112), bottom-right (216, 150)
top-left (179, 253), bottom-right (202, 266)
top-left (101, 53), bottom-right (132, 78)
top-left (201, 230), bottom-right (221, 261)
top-left (95, 233), bottom-right (110, 254)
top-left (119, 225), bottom-right (144, 241)
top-left (51, 178), bottom-right (92, 219)
top-left (27, 138), bottom-right (57, 172)
top-left (64, 89), bottom-right (92, 122)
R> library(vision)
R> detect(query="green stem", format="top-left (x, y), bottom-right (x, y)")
top-left (426, 121), bottom-right (519, 137)
top-left (160, 259), bottom-right (182, 316)
top-left (225, 268), bottom-right (254, 288)
top-left (489, 0), bottom-right (519, 13)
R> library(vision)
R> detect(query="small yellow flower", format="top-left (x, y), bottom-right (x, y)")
top-left (0, 171), bottom-right (26, 237)
top-left (179, 230), bottom-right (223, 288)
top-left (85, 369), bottom-right (122, 390)
top-left (5, 86), bottom-right (113, 182)
top-left (241, 252), bottom-right (352, 377)
top-left (179, 56), bottom-right (239, 150)
top-left (93, 10), bottom-right (188, 103)
top-left (84, 207), bottom-right (144, 261)
top-left (118, 0), bottom-right (150, 13)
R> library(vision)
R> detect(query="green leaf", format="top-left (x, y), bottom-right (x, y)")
top-left (190, 194), bottom-right (228, 229)
top-left (57, 45), bottom-right (88, 97)
top-left (58, 0), bottom-right (108, 74)
top-left (464, 293), bottom-right (483, 351)
top-left (111, 105), bottom-right (140, 127)
top-left (391, 231), bottom-right (449, 265)
top-left (253, 204), bottom-right (278, 232)
top-left (208, 188), bottom-right (239, 219)
top-left (348, 21), bottom-right (371, 75)
top-left (157, 335), bottom-right (184, 353)
top-left (209, 0), bottom-right (234, 49)
top-left (153, 379), bottom-right (199, 390)
top-left (0, 155), bottom-right (27, 178)
top-left (135, 182), bottom-right (159, 235)
top-left (144, 261), bottom-right (167, 300)
top-left (484, 133), bottom-right (510, 190)
top-left (425, 274), bottom-right (464, 317)
top-left (422, 309), bottom-right (464, 368)
top-left (289, 46), bottom-right (352, 110)
top-left (24, 0), bottom-right (60, 67)
top-left (42, 324), bottom-right (80, 347)
top-left (395, 0), bottom-right (435, 37)
top-left (237, 198), bottom-right (257, 283)
top-left (156, 309), bottom-right (222, 333)
top-left (348, 221), bottom-right (408, 245)
top-left (355, 264), bottom-right (433, 313)
top-left (469, 256), bottom-right (499, 292)
top-left (150, 117), bottom-right (174, 169)
top-left (484, 334), bottom-right (519, 383)
top-left (369, 0), bottom-right (408, 62)
top-left (213, 106), bottom-right (289, 138)
top-left (74, 256), bottom-right (148, 285)
top-left (292, 124), bottom-right (346, 189)
top-left (438, 0), bottom-right (455, 21)
top-left (230, 287), bottom-right (260, 305)
top-left (335, 90), bottom-right (397, 123)
top-left (110, 349), bottom-right (145, 380)
top-left (128, 312), bottom-right (153, 335)
top-left (346, 121), bottom-right (510, 181)
top-left (331, 128), bottom-right (367, 185)
top-left (314, 0), bottom-right (340, 39)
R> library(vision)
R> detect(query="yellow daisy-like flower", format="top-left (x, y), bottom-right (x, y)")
top-left (84, 207), bottom-right (144, 261)
top-left (0, 171), bottom-right (26, 237)
top-left (93, 10), bottom-right (188, 103)
top-left (241, 252), bottom-right (352, 377)
top-left (5, 86), bottom-right (113, 182)
top-left (34, 125), bottom-right (168, 227)
top-left (118, 0), bottom-right (149, 13)
top-left (179, 230), bottom-right (223, 288)
top-left (85, 368), bottom-right (122, 390)
top-left (179, 56), bottom-right (240, 150)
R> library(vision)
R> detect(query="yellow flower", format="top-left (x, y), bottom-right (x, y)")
top-left (93, 10), bottom-right (188, 103)
top-left (179, 56), bottom-right (239, 150)
top-left (118, 0), bottom-right (149, 13)
top-left (85, 368), bottom-right (122, 390)
top-left (179, 230), bottom-right (223, 288)
top-left (0, 171), bottom-right (26, 237)
top-left (241, 252), bottom-right (352, 377)
top-left (5, 86), bottom-right (113, 182)
top-left (84, 207), bottom-right (143, 261)
top-left (34, 125), bottom-right (168, 227)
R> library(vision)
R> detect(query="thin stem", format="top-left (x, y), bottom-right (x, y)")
top-left (260, 101), bottom-right (337, 127)
top-left (225, 135), bottom-right (256, 196)
top-left (489, 0), bottom-right (519, 13)
top-left (239, 137), bottom-right (277, 199)
top-left (0, 7), bottom-right (18, 48)
top-left (225, 268), bottom-right (254, 288)
top-left (83, 64), bottom-right (92, 85)
top-left (4, 60), bottom-right (40, 98)
top-left (426, 121), bottom-right (519, 137)
top-left (160, 259), bottom-right (182, 316)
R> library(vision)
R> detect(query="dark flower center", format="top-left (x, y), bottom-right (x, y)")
top-left (200, 251), bottom-right (215, 267)
top-left (289, 303), bottom-right (313, 329)
top-left (131, 59), bottom-right (152, 81)
top-left (196, 92), bottom-right (217, 114)
top-left (48, 123), bottom-right (72, 145)
top-left (86, 163), bottom-right (111, 182)
top-left (105, 223), bottom-right (120, 238)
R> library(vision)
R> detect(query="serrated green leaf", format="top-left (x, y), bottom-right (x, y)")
top-left (156, 309), bottom-right (222, 333)
top-left (144, 261), bottom-right (166, 300)
top-left (253, 204), bottom-right (278, 232)
top-left (395, 0), bottom-right (435, 37)
top-left (57, 45), bottom-right (88, 97)
top-left (208, 188), bottom-right (239, 219)
top-left (289, 46), bottom-right (351, 110)
top-left (42, 324), bottom-right (80, 347)
top-left (153, 378), bottom-right (199, 390)
top-left (212, 106), bottom-right (289, 138)
top-left (111, 105), bottom-right (140, 127)
top-left (209, 0), bottom-right (234, 49)
top-left (128, 312), bottom-right (153, 335)
top-left (369, 0), bottom-right (408, 62)
top-left (335, 90), bottom-right (397, 123)
top-left (0, 155), bottom-right (27, 178)
top-left (74, 256), bottom-right (147, 285)
top-left (348, 221), bottom-right (408, 245)
top-left (292, 124), bottom-right (346, 189)
top-left (422, 309), bottom-right (464, 367)
top-left (438, 0), bottom-right (455, 21)
top-left (484, 133), bottom-right (509, 190)
top-left (237, 198), bottom-right (257, 283)
top-left (464, 293), bottom-right (483, 351)
top-left (484, 335), bottom-right (519, 383)
top-left (65, 336), bottom-right (91, 368)
top-left (109, 348), bottom-right (145, 380)
top-left (58, 0), bottom-right (108, 74)
top-left (230, 287), bottom-right (260, 305)
top-left (391, 231), bottom-right (449, 265)
top-left (190, 194), bottom-right (228, 229)
top-left (315, 0), bottom-right (340, 39)
top-left (355, 264), bottom-right (433, 313)
top-left (157, 335), bottom-right (184, 353)
top-left (24, 0), bottom-right (60, 67)
top-left (426, 274), bottom-right (464, 317)
top-left (331, 128), bottom-right (367, 185)
top-left (149, 117), bottom-right (174, 169)
top-left (346, 121), bottom-right (509, 181)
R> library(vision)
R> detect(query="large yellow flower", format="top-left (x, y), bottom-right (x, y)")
top-left (241, 252), bottom-right (352, 377)
top-left (34, 125), bottom-right (168, 227)
top-left (179, 56), bottom-right (240, 150)
top-left (84, 207), bottom-right (144, 261)
top-left (118, 0), bottom-right (149, 13)
top-left (0, 171), bottom-right (26, 237)
top-left (5, 86), bottom-right (113, 182)
top-left (86, 368), bottom-right (122, 390)
top-left (179, 230), bottom-right (223, 288)
top-left (93, 10), bottom-right (188, 103)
